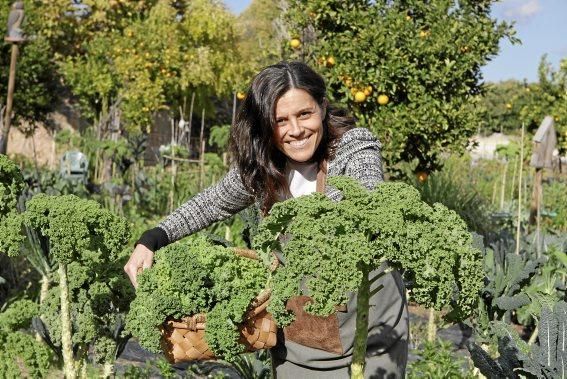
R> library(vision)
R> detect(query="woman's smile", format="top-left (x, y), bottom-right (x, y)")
top-left (273, 88), bottom-right (324, 163)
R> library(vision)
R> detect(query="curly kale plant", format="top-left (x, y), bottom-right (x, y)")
top-left (0, 155), bottom-right (24, 217)
top-left (125, 235), bottom-right (270, 360)
top-left (0, 155), bottom-right (25, 257)
top-left (0, 299), bottom-right (55, 378)
top-left (254, 177), bottom-right (484, 324)
top-left (16, 194), bottom-right (130, 378)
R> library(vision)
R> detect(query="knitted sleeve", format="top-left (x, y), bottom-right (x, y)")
top-left (344, 139), bottom-right (384, 190)
top-left (137, 167), bottom-right (255, 249)
top-left (325, 127), bottom-right (384, 201)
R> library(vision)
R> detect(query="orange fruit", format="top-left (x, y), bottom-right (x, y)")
top-left (506, 103), bottom-right (512, 109)
top-left (326, 56), bottom-right (336, 67)
top-left (354, 91), bottom-right (366, 103)
top-left (236, 92), bottom-right (246, 100)
top-left (364, 86), bottom-right (373, 96)
top-left (290, 38), bottom-right (301, 49)
top-left (416, 171), bottom-right (428, 183)
top-left (377, 94), bottom-right (389, 105)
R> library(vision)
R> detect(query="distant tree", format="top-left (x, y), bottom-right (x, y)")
top-left (520, 56), bottom-right (567, 153)
top-left (237, 0), bottom-right (286, 78)
top-left (58, 0), bottom-right (243, 135)
top-left (479, 80), bottom-right (530, 134)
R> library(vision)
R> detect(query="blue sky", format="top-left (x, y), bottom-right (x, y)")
top-left (223, 0), bottom-right (567, 83)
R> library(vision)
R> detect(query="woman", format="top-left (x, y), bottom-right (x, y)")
top-left (124, 61), bottom-right (408, 378)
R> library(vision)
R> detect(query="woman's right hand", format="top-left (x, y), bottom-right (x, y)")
top-left (124, 244), bottom-right (155, 288)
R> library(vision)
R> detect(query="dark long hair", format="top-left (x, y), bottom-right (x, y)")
top-left (229, 61), bottom-right (354, 213)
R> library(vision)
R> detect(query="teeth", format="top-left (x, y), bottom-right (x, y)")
top-left (289, 137), bottom-right (309, 147)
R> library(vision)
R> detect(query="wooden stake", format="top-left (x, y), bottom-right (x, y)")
top-left (515, 123), bottom-right (525, 255)
top-left (199, 108), bottom-right (205, 190)
top-left (188, 92), bottom-right (195, 155)
top-left (500, 160), bottom-right (508, 210)
top-left (509, 156), bottom-right (518, 205)
top-left (168, 118), bottom-right (176, 214)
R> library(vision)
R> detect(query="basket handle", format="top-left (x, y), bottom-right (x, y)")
top-left (232, 248), bottom-right (279, 272)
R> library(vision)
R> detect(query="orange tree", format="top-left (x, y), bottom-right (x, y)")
top-left (285, 0), bottom-right (516, 174)
top-left (56, 0), bottom-right (242, 134)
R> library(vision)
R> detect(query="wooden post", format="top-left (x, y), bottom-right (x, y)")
top-left (199, 108), bottom-right (205, 190)
top-left (530, 169), bottom-right (543, 257)
top-left (500, 160), bottom-right (508, 210)
top-left (0, 43), bottom-right (20, 154)
top-left (187, 92), bottom-right (195, 155)
top-left (168, 118), bottom-right (176, 214)
top-left (528, 116), bottom-right (557, 256)
top-left (232, 91), bottom-right (237, 125)
top-left (509, 156), bottom-right (518, 205)
top-left (515, 123), bottom-right (525, 255)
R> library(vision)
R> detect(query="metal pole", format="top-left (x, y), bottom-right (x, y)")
top-left (0, 43), bottom-right (20, 154)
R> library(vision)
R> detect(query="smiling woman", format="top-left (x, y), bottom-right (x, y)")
top-left (125, 61), bottom-right (408, 378)
top-left (273, 88), bottom-right (325, 164)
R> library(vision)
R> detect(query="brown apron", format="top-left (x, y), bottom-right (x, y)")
top-left (282, 160), bottom-right (346, 355)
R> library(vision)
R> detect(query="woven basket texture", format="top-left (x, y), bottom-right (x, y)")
top-left (160, 248), bottom-right (278, 363)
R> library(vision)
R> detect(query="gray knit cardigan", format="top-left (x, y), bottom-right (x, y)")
top-left (137, 127), bottom-right (383, 251)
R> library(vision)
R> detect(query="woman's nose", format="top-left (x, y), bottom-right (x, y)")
top-left (288, 117), bottom-right (303, 136)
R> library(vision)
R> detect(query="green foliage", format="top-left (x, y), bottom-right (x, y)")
top-left (0, 1), bottom-right (58, 123)
top-left (473, 236), bottom-right (547, 342)
top-left (542, 179), bottom-right (567, 232)
top-left (0, 299), bottom-right (39, 333)
top-left (0, 295), bottom-right (55, 378)
top-left (58, 0), bottom-right (243, 133)
top-left (22, 194), bottom-right (129, 264)
top-left (253, 177), bottom-right (483, 325)
top-left (0, 331), bottom-right (56, 379)
top-left (520, 56), bottom-right (567, 153)
top-left (285, 0), bottom-right (516, 171)
top-left (0, 155), bottom-right (24, 217)
top-left (408, 160), bottom-right (493, 237)
top-left (125, 235), bottom-right (270, 360)
top-left (209, 124), bottom-right (231, 150)
top-left (407, 339), bottom-right (475, 379)
top-left (515, 246), bottom-right (567, 326)
top-left (469, 301), bottom-right (567, 378)
top-left (0, 156), bottom-right (26, 257)
top-left (229, 350), bottom-right (272, 379)
top-left (479, 80), bottom-right (530, 134)
top-left (237, 0), bottom-right (285, 75)
top-left (39, 254), bottom-right (134, 361)
top-left (6, 193), bottom-right (133, 365)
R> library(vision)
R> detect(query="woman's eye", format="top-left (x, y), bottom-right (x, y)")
top-left (299, 112), bottom-right (311, 119)
top-left (276, 119), bottom-right (286, 126)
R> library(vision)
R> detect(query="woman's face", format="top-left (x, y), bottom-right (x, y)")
top-left (272, 88), bottom-right (325, 163)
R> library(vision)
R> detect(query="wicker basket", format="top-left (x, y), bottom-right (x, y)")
top-left (159, 248), bottom-right (279, 363)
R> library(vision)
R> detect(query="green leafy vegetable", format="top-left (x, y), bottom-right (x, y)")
top-left (125, 235), bottom-right (270, 360)
top-left (253, 177), bottom-right (484, 325)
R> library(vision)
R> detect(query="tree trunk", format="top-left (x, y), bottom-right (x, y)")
top-left (58, 263), bottom-right (76, 379)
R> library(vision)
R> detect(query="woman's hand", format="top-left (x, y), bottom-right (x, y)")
top-left (124, 244), bottom-right (154, 288)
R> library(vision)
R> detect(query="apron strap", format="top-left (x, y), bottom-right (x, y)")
top-left (316, 160), bottom-right (327, 194)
